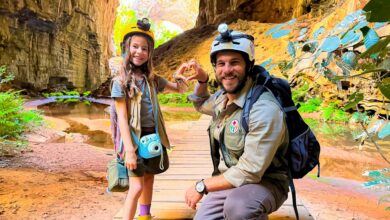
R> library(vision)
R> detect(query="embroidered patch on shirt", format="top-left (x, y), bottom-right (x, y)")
top-left (229, 119), bottom-right (239, 133)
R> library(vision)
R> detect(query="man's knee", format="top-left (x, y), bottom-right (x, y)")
top-left (223, 193), bottom-right (267, 220)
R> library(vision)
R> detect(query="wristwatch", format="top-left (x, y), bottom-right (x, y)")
top-left (195, 179), bottom-right (208, 195)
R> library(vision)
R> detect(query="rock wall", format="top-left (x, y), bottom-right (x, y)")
top-left (141, 0), bottom-right (199, 31)
top-left (196, 0), bottom-right (340, 26)
top-left (0, 0), bottom-right (118, 92)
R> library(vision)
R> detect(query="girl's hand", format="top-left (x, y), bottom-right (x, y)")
top-left (124, 151), bottom-right (138, 170)
top-left (173, 62), bottom-right (189, 82)
top-left (187, 59), bottom-right (209, 83)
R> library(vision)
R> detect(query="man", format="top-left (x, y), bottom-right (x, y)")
top-left (183, 24), bottom-right (290, 219)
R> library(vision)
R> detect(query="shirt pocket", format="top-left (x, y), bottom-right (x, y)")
top-left (223, 118), bottom-right (245, 154)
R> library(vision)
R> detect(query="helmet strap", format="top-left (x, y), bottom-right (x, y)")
top-left (246, 60), bottom-right (255, 73)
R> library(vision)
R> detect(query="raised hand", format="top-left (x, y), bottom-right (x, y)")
top-left (186, 59), bottom-right (209, 83)
top-left (173, 62), bottom-right (190, 82)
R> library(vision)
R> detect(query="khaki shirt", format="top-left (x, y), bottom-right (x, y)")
top-left (189, 78), bottom-right (289, 190)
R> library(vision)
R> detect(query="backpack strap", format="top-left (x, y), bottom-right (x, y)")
top-left (241, 66), bottom-right (271, 133)
top-left (242, 84), bottom-right (265, 133)
top-left (284, 106), bottom-right (297, 112)
top-left (288, 170), bottom-right (300, 220)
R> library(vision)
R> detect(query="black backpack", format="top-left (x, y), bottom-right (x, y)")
top-left (242, 65), bottom-right (321, 220)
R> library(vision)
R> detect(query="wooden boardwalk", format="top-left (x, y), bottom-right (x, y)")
top-left (114, 115), bottom-right (313, 220)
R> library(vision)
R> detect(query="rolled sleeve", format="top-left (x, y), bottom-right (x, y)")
top-left (188, 92), bottom-right (221, 116)
top-left (187, 93), bottom-right (209, 103)
top-left (223, 98), bottom-right (287, 187)
top-left (156, 76), bottom-right (168, 93)
top-left (111, 80), bottom-right (124, 98)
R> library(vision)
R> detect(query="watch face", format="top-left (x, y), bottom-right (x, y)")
top-left (195, 181), bottom-right (205, 193)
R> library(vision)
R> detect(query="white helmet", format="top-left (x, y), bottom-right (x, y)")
top-left (210, 24), bottom-right (255, 66)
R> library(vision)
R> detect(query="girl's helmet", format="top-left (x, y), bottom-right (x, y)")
top-left (210, 24), bottom-right (255, 70)
top-left (121, 18), bottom-right (155, 45)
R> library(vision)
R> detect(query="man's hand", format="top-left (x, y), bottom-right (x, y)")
top-left (185, 185), bottom-right (203, 210)
top-left (187, 59), bottom-right (209, 83)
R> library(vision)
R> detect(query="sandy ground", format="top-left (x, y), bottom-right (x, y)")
top-left (0, 125), bottom-right (122, 220)
top-left (1, 115), bottom-right (390, 220)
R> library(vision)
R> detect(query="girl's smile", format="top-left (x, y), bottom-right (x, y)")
top-left (129, 35), bottom-right (149, 66)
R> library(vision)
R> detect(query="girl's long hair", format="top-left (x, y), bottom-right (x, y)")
top-left (116, 34), bottom-right (155, 97)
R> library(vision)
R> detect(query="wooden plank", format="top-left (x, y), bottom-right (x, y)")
top-left (166, 156), bottom-right (210, 160)
top-left (162, 167), bottom-right (213, 175)
top-left (167, 163), bottom-right (211, 167)
top-left (153, 180), bottom-right (194, 189)
top-left (169, 153), bottom-right (209, 156)
top-left (155, 175), bottom-right (206, 180)
top-left (166, 160), bottom-right (211, 164)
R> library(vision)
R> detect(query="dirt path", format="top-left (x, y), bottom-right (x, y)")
top-left (0, 126), bottom-right (123, 219)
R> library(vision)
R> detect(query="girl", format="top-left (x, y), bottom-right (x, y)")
top-left (111, 18), bottom-right (187, 220)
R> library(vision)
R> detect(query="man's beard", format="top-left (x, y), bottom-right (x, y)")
top-left (217, 72), bottom-right (248, 94)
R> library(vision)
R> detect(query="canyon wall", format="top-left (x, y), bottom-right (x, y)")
top-left (195, 0), bottom-right (339, 26)
top-left (0, 0), bottom-right (118, 92)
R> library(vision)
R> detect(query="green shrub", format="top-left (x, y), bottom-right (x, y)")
top-left (321, 103), bottom-right (350, 122)
top-left (322, 106), bottom-right (334, 121)
top-left (82, 100), bottom-right (91, 106)
top-left (304, 118), bottom-right (320, 128)
top-left (49, 92), bottom-right (64, 97)
top-left (158, 92), bottom-right (192, 107)
top-left (0, 91), bottom-right (43, 139)
top-left (43, 90), bottom-right (84, 97)
top-left (63, 98), bottom-right (80, 103)
top-left (82, 91), bottom-right (91, 97)
top-left (0, 65), bottom-right (14, 85)
top-left (162, 111), bottom-right (201, 121)
top-left (298, 97), bottom-right (322, 113)
top-left (292, 83), bottom-right (309, 103)
top-left (332, 109), bottom-right (350, 122)
top-left (0, 66), bottom-right (43, 155)
top-left (318, 122), bottom-right (349, 137)
top-left (64, 90), bottom-right (80, 96)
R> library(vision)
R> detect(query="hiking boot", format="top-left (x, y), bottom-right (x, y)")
top-left (137, 215), bottom-right (152, 220)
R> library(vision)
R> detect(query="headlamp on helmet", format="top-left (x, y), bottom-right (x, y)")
top-left (217, 23), bottom-right (232, 42)
top-left (211, 23), bottom-right (255, 67)
top-left (137, 18), bottom-right (151, 31)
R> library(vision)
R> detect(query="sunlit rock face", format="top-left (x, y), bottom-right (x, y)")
top-left (132, 0), bottom-right (199, 31)
top-left (196, 0), bottom-right (340, 26)
top-left (0, 0), bottom-right (118, 92)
